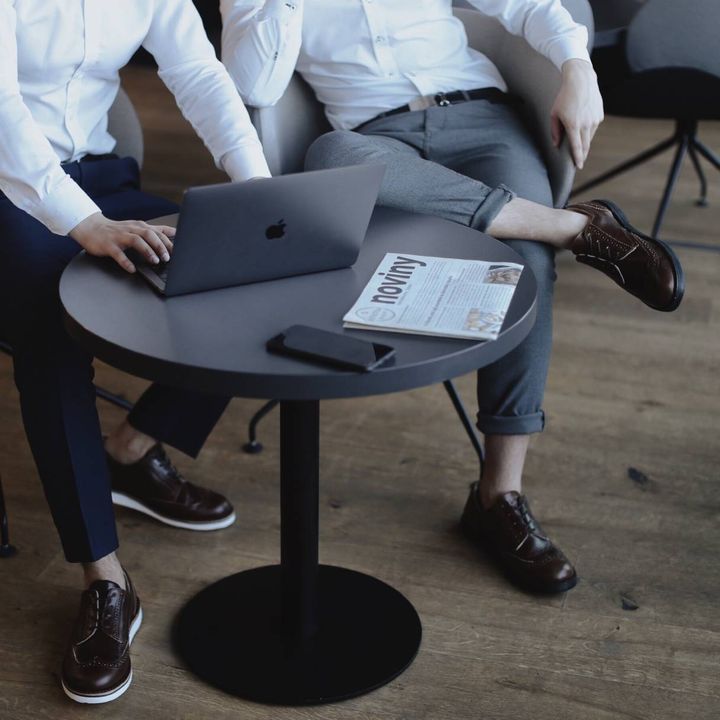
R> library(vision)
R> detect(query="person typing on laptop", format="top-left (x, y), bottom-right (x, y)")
top-left (0, 0), bottom-right (271, 704)
top-left (220, 0), bottom-right (684, 596)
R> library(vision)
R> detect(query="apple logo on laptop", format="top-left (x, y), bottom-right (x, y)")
top-left (265, 219), bottom-right (286, 239)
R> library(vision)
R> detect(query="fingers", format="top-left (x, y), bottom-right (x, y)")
top-left (128, 233), bottom-right (161, 265)
top-left (153, 224), bottom-right (177, 239)
top-left (109, 245), bottom-right (136, 274)
top-left (551, 114), bottom-right (563, 148)
top-left (136, 226), bottom-right (170, 263)
top-left (149, 224), bottom-right (176, 255)
top-left (566, 123), bottom-right (584, 169)
top-left (580, 126), bottom-right (593, 166)
top-left (155, 229), bottom-right (174, 256)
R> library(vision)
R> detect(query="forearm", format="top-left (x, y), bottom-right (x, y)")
top-left (467, 0), bottom-right (590, 69)
top-left (220, 0), bottom-right (303, 107)
top-left (144, 0), bottom-right (270, 181)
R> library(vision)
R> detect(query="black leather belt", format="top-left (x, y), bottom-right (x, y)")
top-left (354, 87), bottom-right (518, 131)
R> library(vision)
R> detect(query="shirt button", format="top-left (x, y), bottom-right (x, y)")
top-left (375, 35), bottom-right (385, 43)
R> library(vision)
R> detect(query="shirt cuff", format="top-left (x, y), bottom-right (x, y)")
top-left (545, 33), bottom-right (591, 71)
top-left (221, 144), bottom-right (272, 181)
top-left (30, 174), bottom-right (102, 236)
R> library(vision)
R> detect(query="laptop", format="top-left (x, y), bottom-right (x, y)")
top-left (135, 164), bottom-right (385, 297)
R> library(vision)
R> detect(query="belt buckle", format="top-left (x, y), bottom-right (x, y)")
top-left (434, 92), bottom-right (451, 107)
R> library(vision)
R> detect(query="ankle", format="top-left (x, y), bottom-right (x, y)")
top-left (557, 209), bottom-right (589, 248)
top-left (83, 554), bottom-right (126, 590)
top-left (476, 476), bottom-right (522, 510)
top-left (105, 422), bottom-right (155, 465)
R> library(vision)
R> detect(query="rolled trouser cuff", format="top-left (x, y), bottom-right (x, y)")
top-left (470, 183), bottom-right (516, 232)
top-left (476, 410), bottom-right (545, 436)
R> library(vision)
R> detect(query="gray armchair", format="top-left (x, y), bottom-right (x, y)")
top-left (250, 1), bottom-right (594, 208)
top-left (241, 2), bottom-right (594, 460)
top-left (109, 87), bottom-right (145, 167)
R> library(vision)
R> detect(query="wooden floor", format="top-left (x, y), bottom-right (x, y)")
top-left (1, 66), bottom-right (719, 719)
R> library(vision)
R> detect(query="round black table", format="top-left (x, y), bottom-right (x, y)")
top-left (60, 207), bottom-right (537, 705)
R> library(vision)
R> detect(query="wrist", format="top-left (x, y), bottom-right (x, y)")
top-left (69, 211), bottom-right (103, 241)
top-left (561, 58), bottom-right (595, 77)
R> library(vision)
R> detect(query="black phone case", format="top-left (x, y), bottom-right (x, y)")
top-left (266, 325), bottom-right (395, 372)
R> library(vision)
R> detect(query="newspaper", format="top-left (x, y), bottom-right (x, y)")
top-left (343, 253), bottom-right (523, 341)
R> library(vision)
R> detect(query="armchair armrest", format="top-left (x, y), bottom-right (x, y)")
top-left (249, 75), bottom-right (331, 176)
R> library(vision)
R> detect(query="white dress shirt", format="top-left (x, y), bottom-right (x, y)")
top-left (0, 0), bottom-right (271, 237)
top-left (220, 0), bottom-right (591, 131)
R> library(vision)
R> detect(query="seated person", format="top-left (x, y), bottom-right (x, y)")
top-left (220, 0), bottom-right (684, 593)
top-left (0, 0), bottom-right (271, 705)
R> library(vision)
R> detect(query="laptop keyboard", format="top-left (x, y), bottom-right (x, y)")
top-left (154, 262), bottom-right (170, 283)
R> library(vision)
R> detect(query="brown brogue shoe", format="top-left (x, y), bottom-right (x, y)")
top-left (567, 199), bottom-right (684, 312)
top-left (108, 444), bottom-right (235, 531)
top-left (461, 484), bottom-right (577, 594)
top-left (61, 570), bottom-right (142, 704)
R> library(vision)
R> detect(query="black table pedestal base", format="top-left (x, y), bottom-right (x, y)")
top-left (176, 564), bottom-right (422, 705)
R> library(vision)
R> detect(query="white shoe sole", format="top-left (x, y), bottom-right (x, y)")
top-left (111, 492), bottom-right (236, 531)
top-left (62, 606), bottom-right (143, 705)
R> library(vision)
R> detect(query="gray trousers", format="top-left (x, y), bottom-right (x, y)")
top-left (305, 99), bottom-right (555, 435)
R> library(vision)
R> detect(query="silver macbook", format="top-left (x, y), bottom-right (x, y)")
top-left (136, 163), bottom-right (385, 297)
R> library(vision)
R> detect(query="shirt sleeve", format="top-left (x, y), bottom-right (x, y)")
top-left (143, 0), bottom-right (271, 181)
top-left (467, 0), bottom-right (591, 70)
top-left (0, 2), bottom-right (101, 236)
top-left (219, 0), bottom-right (303, 107)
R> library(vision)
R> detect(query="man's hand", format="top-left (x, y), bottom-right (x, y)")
top-left (69, 213), bottom-right (176, 273)
top-left (551, 59), bottom-right (604, 170)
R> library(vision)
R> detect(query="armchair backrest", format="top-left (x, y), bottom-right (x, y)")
top-left (626, 0), bottom-right (720, 77)
top-left (250, 0), bottom-right (593, 207)
top-left (108, 87), bottom-right (144, 167)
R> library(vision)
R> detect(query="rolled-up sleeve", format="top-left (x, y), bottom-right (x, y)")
top-left (143, 0), bottom-right (271, 180)
top-left (468, 0), bottom-right (591, 69)
top-left (0, 2), bottom-right (101, 235)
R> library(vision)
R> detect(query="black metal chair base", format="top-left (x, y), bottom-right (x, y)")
top-left (176, 564), bottom-right (422, 705)
top-left (0, 471), bottom-right (16, 559)
top-left (0, 543), bottom-right (18, 559)
top-left (571, 119), bottom-right (720, 238)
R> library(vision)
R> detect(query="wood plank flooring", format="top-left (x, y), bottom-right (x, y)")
top-left (0, 66), bottom-right (718, 720)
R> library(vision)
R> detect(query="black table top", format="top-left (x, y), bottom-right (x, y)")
top-left (60, 207), bottom-right (536, 400)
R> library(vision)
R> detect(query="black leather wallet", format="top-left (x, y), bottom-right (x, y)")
top-left (266, 325), bottom-right (395, 372)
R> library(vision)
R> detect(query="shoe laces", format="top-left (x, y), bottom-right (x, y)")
top-left (516, 497), bottom-right (541, 536)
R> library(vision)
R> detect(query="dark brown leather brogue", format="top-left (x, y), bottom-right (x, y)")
top-left (461, 483), bottom-right (577, 594)
top-left (61, 570), bottom-right (142, 704)
top-left (108, 444), bottom-right (235, 531)
top-left (567, 199), bottom-right (684, 312)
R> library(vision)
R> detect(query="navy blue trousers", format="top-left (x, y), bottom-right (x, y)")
top-left (0, 157), bottom-right (229, 563)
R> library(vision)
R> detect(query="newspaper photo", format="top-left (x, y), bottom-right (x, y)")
top-left (343, 253), bottom-right (524, 341)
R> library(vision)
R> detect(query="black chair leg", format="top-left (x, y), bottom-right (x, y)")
top-left (94, 386), bottom-right (134, 412)
top-left (688, 143), bottom-right (709, 207)
top-left (442, 380), bottom-right (484, 472)
top-left (243, 400), bottom-right (280, 454)
top-left (0, 473), bottom-right (17, 558)
top-left (694, 138), bottom-right (720, 172)
top-left (652, 134), bottom-right (690, 238)
top-left (241, 385), bottom-right (485, 471)
top-left (571, 133), bottom-right (678, 197)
